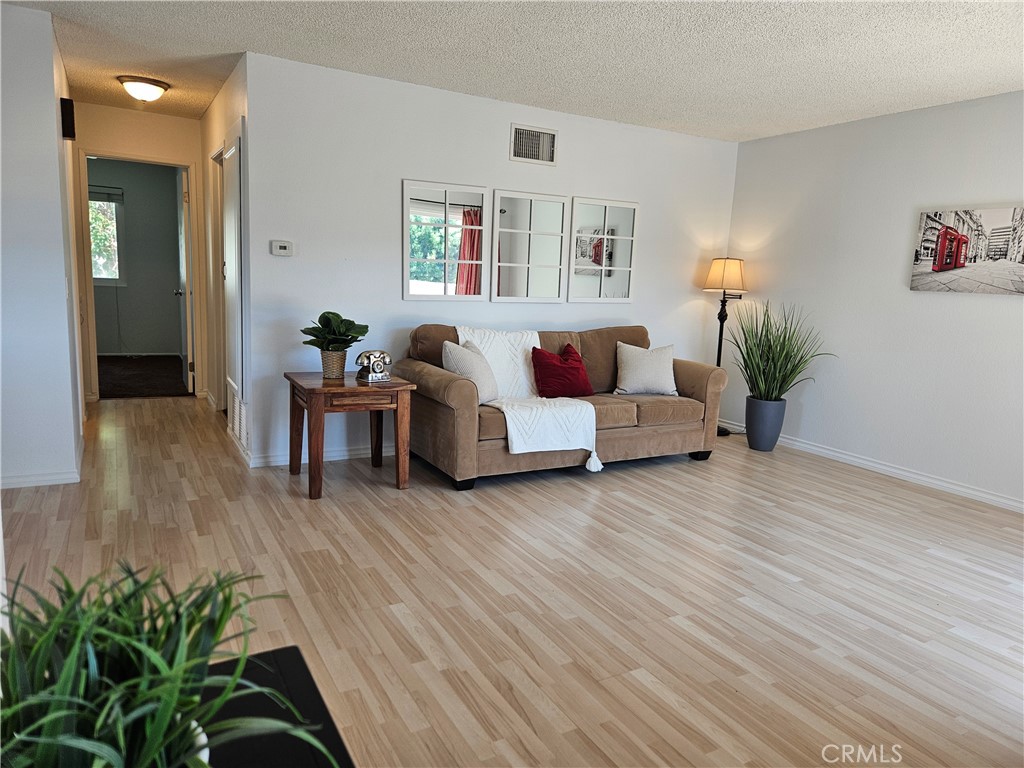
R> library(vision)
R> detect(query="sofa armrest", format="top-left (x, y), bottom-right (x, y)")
top-left (673, 359), bottom-right (727, 402)
top-left (392, 358), bottom-right (478, 410)
top-left (674, 359), bottom-right (727, 451)
top-left (391, 358), bottom-right (480, 482)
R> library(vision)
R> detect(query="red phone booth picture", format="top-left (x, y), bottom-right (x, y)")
top-left (933, 226), bottom-right (961, 272)
top-left (956, 232), bottom-right (969, 268)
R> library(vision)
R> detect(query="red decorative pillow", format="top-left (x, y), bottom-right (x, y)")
top-left (532, 343), bottom-right (594, 398)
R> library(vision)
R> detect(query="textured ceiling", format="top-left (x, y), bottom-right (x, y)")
top-left (16, 1), bottom-right (1024, 141)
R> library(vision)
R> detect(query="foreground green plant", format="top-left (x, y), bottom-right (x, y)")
top-left (727, 301), bottom-right (833, 402)
top-left (300, 312), bottom-right (369, 352)
top-left (1, 563), bottom-right (339, 768)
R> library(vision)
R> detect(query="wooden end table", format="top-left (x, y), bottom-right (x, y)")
top-left (284, 372), bottom-right (416, 499)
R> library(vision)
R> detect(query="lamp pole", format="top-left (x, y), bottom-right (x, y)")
top-left (716, 291), bottom-right (729, 367)
top-left (702, 257), bottom-right (747, 439)
top-left (714, 290), bottom-right (743, 437)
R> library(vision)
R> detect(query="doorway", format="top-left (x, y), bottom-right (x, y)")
top-left (84, 158), bottom-right (194, 399)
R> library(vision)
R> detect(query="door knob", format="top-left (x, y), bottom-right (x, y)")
top-left (173, 289), bottom-right (184, 296)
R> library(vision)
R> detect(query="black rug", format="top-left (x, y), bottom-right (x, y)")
top-left (205, 646), bottom-right (356, 768)
top-left (98, 355), bottom-right (191, 399)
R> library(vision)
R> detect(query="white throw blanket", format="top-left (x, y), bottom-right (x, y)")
top-left (457, 326), bottom-right (603, 472)
top-left (489, 397), bottom-right (604, 472)
top-left (456, 326), bottom-right (538, 399)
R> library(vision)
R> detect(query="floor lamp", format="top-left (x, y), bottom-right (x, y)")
top-left (702, 257), bottom-right (747, 437)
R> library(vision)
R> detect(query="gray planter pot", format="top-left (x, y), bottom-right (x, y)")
top-left (745, 396), bottom-right (786, 452)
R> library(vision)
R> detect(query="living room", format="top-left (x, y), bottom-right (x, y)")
top-left (1, 2), bottom-right (1022, 767)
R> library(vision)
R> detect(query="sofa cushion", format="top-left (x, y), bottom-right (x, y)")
top-left (537, 331), bottom-right (582, 356)
top-left (577, 326), bottom-right (651, 393)
top-left (532, 343), bottom-right (594, 398)
top-left (614, 342), bottom-right (678, 395)
top-left (478, 405), bottom-right (507, 440)
top-left (583, 394), bottom-right (639, 429)
top-left (409, 324), bottom-right (459, 367)
top-left (613, 395), bottom-right (704, 426)
top-left (477, 394), bottom-right (637, 440)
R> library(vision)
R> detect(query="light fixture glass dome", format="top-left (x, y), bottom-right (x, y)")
top-left (117, 76), bottom-right (170, 102)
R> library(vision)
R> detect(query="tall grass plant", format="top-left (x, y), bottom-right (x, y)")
top-left (727, 302), bottom-right (832, 402)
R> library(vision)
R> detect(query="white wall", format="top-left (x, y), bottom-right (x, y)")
top-left (1, 5), bottom-right (82, 488)
top-left (200, 56), bottom-right (248, 412)
top-left (726, 92), bottom-right (1024, 509)
top-left (89, 159), bottom-right (183, 354)
top-left (73, 102), bottom-right (208, 398)
top-left (243, 53), bottom-right (738, 466)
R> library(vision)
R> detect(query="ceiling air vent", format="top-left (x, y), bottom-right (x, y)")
top-left (510, 124), bottom-right (557, 166)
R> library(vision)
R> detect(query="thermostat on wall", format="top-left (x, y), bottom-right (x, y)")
top-left (270, 240), bottom-right (294, 256)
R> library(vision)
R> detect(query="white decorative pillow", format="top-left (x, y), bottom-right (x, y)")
top-left (614, 342), bottom-right (678, 396)
top-left (442, 340), bottom-right (499, 404)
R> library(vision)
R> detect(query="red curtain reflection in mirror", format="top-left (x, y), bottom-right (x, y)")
top-left (455, 208), bottom-right (481, 295)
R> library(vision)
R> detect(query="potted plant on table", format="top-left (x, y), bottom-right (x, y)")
top-left (727, 302), bottom-right (833, 452)
top-left (1, 563), bottom-right (339, 768)
top-left (300, 312), bottom-right (369, 379)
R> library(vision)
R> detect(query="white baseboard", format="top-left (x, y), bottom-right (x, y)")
top-left (1, 469), bottom-right (81, 490)
top-left (229, 430), bottom-right (252, 467)
top-left (719, 419), bottom-right (1023, 513)
top-left (250, 443), bottom-right (395, 469)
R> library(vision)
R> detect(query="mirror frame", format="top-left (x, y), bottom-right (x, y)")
top-left (402, 179), bottom-right (489, 301)
top-left (490, 190), bottom-right (570, 303)
top-left (567, 196), bottom-right (638, 303)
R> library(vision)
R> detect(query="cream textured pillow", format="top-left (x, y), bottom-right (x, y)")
top-left (614, 341), bottom-right (678, 396)
top-left (442, 340), bottom-right (499, 404)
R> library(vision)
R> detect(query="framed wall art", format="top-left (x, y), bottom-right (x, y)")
top-left (910, 206), bottom-right (1024, 295)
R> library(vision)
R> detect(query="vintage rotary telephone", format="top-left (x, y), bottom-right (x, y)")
top-left (355, 350), bottom-right (392, 382)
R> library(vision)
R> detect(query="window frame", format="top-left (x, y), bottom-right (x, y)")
top-left (567, 196), bottom-right (638, 303)
top-left (490, 190), bottom-right (569, 303)
top-left (402, 179), bottom-right (489, 301)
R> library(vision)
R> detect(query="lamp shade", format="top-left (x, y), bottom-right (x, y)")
top-left (703, 257), bottom-right (747, 293)
top-left (118, 76), bottom-right (169, 102)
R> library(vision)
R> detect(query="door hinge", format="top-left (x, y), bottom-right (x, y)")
top-left (183, 190), bottom-right (190, 204)
top-left (188, 362), bottom-right (195, 372)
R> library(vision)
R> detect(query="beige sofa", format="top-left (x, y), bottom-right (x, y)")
top-left (392, 324), bottom-right (727, 489)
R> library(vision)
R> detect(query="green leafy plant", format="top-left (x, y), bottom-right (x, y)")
top-left (727, 301), bottom-right (833, 402)
top-left (1, 564), bottom-right (339, 768)
top-left (300, 312), bottom-right (369, 352)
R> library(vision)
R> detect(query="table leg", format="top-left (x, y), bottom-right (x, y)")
top-left (289, 385), bottom-right (304, 475)
top-left (370, 410), bottom-right (383, 467)
top-left (394, 390), bottom-right (411, 490)
top-left (307, 392), bottom-right (325, 500)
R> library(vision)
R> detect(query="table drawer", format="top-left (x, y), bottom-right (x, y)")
top-left (329, 393), bottom-right (394, 408)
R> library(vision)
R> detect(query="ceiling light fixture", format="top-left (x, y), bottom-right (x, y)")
top-left (117, 76), bottom-right (170, 102)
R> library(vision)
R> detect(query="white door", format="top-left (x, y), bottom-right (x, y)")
top-left (223, 119), bottom-right (245, 407)
top-left (176, 167), bottom-right (194, 392)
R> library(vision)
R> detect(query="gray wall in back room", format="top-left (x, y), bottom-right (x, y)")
top-left (89, 158), bottom-right (181, 355)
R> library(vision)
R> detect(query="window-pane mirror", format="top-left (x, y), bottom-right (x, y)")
top-left (568, 197), bottom-right (638, 302)
top-left (491, 191), bottom-right (569, 303)
top-left (404, 180), bottom-right (487, 300)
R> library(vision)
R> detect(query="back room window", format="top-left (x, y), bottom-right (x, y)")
top-left (88, 185), bottom-right (125, 283)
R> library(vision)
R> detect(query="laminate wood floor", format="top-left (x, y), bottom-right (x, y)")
top-left (3, 397), bottom-right (1021, 767)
